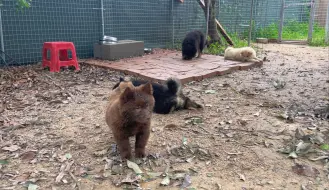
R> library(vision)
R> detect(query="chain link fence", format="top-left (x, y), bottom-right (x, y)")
top-left (314, 0), bottom-right (329, 44)
top-left (0, 0), bottom-right (101, 65)
top-left (0, 0), bottom-right (327, 66)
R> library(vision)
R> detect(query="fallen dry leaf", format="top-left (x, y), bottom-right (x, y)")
top-left (295, 141), bottom-right (312, 155)
top-left (0, 102), bottom-right (4, 113)
top-left (121, 172), bottom-right (141, 184)
top-left (238, 173), bottom-right (246, 181)
top-left (21, 151), bottom-right (37, 161)
top-left (65, 161), bottom-right (74, 172)
top-left (160, 175), bottom-right (170, 186)
top-left (253, 110), bottom-right (261, 117)
top-left (127, 160), bottom-right (143, 174)
top-left (172, 173), bottom-right (185, 180)
top-left (164, 124), bottom-right (179, 130)
top-left (185, 116), bottom-right (203, 125)
top-left (2, 145), bottom-right (20, 152)
top-left (205, 90), bottom-right (216, 94)
top-left (58, 153), bottom-right (72, 163)
top-left (273, 79), bottom-right (286, 89)
top-left (186, 156), bottom-right (195, 163)
top-left (216, 183), bottom-right (222, 190)
top-left (295, 127), bottom-right (306, 140)
top-left (27, 183), bottom-right (38, 190)
top-left (76, 167), bottom-right (88, 177)
top-left (93, 148), bottom-right (108, 157)
top-left (55, 162), bottom-right (68, 183)
top-left (292, 163), bottom-right (320, 178)
top-left (181, 174), bottom-right (192, 188)
top-left (288, 151), bottom-right (298, 159)
top-left (55, 172), bottom-right (65, 183)
top-left (14, 173), bottom-right (30, 183)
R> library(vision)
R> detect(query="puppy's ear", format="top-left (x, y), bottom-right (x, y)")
top-left (140, 83), bottom-right (153, 95)
top-left (119, 77), bottom-right (125, 82)
top-left (120, 87), bottom-right (135, 103)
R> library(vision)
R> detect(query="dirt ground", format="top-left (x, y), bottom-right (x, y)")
top-left (0, 44), bottom-right (329, 190)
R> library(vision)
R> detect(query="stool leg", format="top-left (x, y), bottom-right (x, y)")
top-left (70, 46), bottom-right (80, 71)
top-left (50, 49), bottom-right (59, 72)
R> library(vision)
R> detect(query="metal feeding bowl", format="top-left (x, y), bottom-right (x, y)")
top-left (256, 38), bottom-right (269, 44)
top-left (99, 36), bottom-right (117, 44)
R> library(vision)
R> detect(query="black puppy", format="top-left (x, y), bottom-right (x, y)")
top-left (112, 77), bottom-right (203, 114)
top-left (182, 30), bottom-right (206, 60)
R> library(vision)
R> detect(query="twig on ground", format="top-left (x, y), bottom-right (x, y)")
top-left (224, 150), bottom-right (243, 155)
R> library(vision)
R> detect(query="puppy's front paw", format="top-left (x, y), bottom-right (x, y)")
top-left (135, 148), bottom-right (146, 158)
top-left (120, 151), bottom-right (132, 160)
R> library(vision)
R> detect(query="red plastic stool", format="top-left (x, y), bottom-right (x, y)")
top-left (42, 42), bottom-right (80, 72)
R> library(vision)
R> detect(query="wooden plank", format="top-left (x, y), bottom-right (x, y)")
top-left (215, 19), bottom-right (234, 46)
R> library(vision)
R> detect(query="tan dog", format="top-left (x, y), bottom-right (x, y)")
top-left (105, 81), bottom-right (155, 160)
top-left (224, 46), bottom-right (262, 62)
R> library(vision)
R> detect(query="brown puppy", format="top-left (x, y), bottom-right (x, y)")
top-left (107, 80), bottom-right (135, 105)
top-left (105, 81), bottom-right (155, 160)
top-left (112, 77), bottom-right (203, 114)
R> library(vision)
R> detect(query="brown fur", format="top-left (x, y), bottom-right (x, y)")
top-left (105, 82), bottom-right (155, 160)
top-left (112, 77), bottom-right (203, 114)
top-left (107, 81), bottom-right (135, 104)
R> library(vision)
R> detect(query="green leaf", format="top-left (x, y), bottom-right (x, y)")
top-left (288, 151), bottom-right (298, 159)
top-left (205, 90), bottom-right (216, 94)
top-left (127, 160), bottom-right (143, 174)
top-left (183, 137), bottom-right (188, 145)
top-left (65, 153), bottom-right (72, 159)
top-left (320, 144), bottom-right (329, 150)
top-left (0, 159), bottom-right (9, 165)
top-left (206, 173), bottom-right (213, 177)
top-left (28, 183), bottom-right (38, 190)
top-left (146, 172), bottom-right (163, 179)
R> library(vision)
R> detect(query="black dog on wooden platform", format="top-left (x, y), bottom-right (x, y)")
top-left (112, 77), bottom-right (202, 114)
top-left (182, 30), bottom-right (206, 60)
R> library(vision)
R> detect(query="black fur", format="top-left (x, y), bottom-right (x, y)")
top-left (112, 77), bottom-right (202, 114)
top-left (166, 78), bottom-right (181, 95)
top-left (182, 30), bottom-right (206, 60)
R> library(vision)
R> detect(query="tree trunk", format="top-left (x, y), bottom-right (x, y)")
top-left (197, 0), bottom-right (222, 45)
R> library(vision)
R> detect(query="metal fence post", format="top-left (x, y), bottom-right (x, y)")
top-left (248, 0), bottom-right (254, 46)
top-left (308, 0), bottom-right (315, 44)
top-left (278, 0), bottom-right (285, 43)
top-left (172, 0), bottom-right (174, 49)
top-left (206, 0), bottom-right (210, 39)
top-left (101, 0), bottom-right (104, 37)
top-left (325, 0), bottom-right (329, 43)
top-left (0, 7), bottom-right (5, 63)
